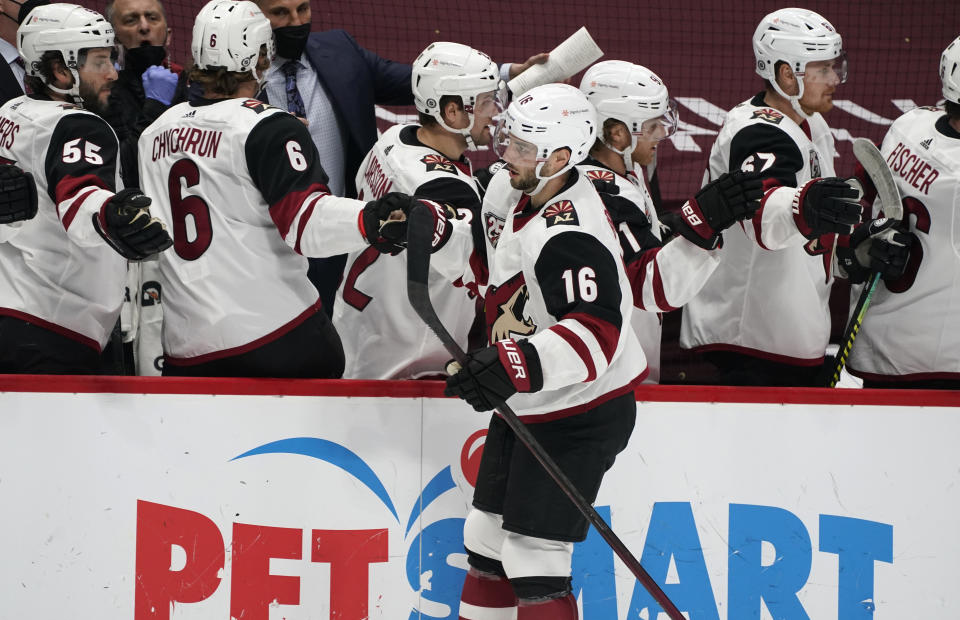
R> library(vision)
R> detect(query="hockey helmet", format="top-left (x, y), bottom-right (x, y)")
top-left (192, 0), bottom-right (274, 86)
top-left (941, 35), bottom-right (960, 105)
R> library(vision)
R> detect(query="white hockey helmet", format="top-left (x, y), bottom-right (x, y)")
top-left (579, 60), bottom-right (678, 167)
top-left (753, 8), bottom-right (846, 117)
top-left (191, 0), bottom-right (274, 86)
top-left (494, 83), bottom-right (596, 195)
top-left (412, 41), bottom-right (505, 150)
top-left (17, 3), bottom-right (114, 100)
top-left (941, 35), bottom-right (960, 105)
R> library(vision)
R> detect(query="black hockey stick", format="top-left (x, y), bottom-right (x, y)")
top-left (405, 203), bottom-right (685, 620)
top-left (826, 138), bottom-right (905, 387)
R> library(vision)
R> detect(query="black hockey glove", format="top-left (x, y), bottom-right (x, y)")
top-left (93, 188), bottom-right (173, 260)
top-left (474, 160), bottom-right (506, 196)
top-left (362, 191), bottom-right (414, 254)
top-left (0, 164), bottom-right (38, 225)
top-left (793, 177), bottom-right (863, 238)
top-left (837, 218), bottom-right (913, 284)
top-left (444, 339), bottom-right (544, 412)
top-left (666, 170), bottom-right (763, 250)
top-left (413, 198), bottom-right (457, 253)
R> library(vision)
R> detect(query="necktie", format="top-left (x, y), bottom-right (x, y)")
top-left (12, 57), bottom-right (24, 70)
top-left (281, 60), bottom-right (306, 118)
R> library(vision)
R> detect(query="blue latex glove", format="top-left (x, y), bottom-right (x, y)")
top-left (142, 65), bottom-right (179, 106)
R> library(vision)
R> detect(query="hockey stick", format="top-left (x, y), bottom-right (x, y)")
top-left (826, 138), bottom-right (905, 387)
top-left (405, 203), bottom-right (685, 620)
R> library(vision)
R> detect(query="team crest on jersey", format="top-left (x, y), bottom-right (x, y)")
top-left (485, 273), bottom-right (538, 342)
top-left (809, 149), bottom-right (822, 178)
top-left (585, 169), bottom-right (616, 182)
top-left (240, 99), bottom-right (273, 113)
top-left (751, 107), bottom-right (784, 125)
top-left (485, 211), bottom-right (505, 246)
top-left (542, 200), bottom-right (579, 227)
top-left (421, 154), bottom-right (457, 174)
top-left (141, 281), bottom-right (162, 307)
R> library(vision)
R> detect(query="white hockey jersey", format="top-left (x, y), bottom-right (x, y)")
top-left (681, 93), bottom-right (837, 364)
top-left (138, 98), bottom-right (370, 363)
top-left (848, 107), bottom-right (960, 381)
top-left (0, 96), bottom-right (126, 351)
top-left (333, 124), bottom-right (479, 379)
top-left (433, 167), bottom-right (646, 419)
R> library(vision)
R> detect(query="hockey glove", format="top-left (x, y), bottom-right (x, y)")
top-left (94, 188), bottom-right (173, 260)
top-left (667, 170), bottom-right (763, 250)
top-left (793, 177), bottom-right (863, 238)
top-left (444, 339), bottom-right (544, 412)
top-left (361, 191), bottom-right (414, 254)
top-left (837, 218), bottom-right (913, 284)
top-left (0, 164), bottom-right (38, 225)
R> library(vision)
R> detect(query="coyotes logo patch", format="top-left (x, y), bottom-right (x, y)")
top-left (808, 149), bottom-right (822, 178)
top-left (485, 273), bottom-right (538, 342)
top-left (751, 107), bottom-right (784, 125)
top-left (421, 153), bottom-right (456, 174)
top-left (585, 169), bottom-right (616, 182)
top-left (241, 99), bottom-right (273, 113)
top-left (485, 211), bottom-right (505, 247)
top-left (542, 200), bottom-right (579, 227)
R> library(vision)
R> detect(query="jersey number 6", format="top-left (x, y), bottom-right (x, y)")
top-left (168, 158), bottom-right (213, 261)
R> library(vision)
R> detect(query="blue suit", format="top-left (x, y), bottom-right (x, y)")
top-left (261, 29), bottom-right (413, 313)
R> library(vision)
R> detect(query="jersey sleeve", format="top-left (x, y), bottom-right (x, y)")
top-left (528, 231), bottom-right (623, 390)
top-left (626, 236), bottom-right (721, 312)
top-left (0, 221), bottom-right (23, 243)
top-left (43, 112), bottom-right (120, 248)
top-left (246, 112), bottom-right (368, 257)
top-left (728, 124), bottom-right (811, 250)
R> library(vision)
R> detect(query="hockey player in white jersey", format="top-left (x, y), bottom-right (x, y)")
top-left (680, 8), bottom-right (869, 386)
top-left (0, 4), bottom-right (171, 374)
top-left (846, 36), bottom-right (960, 388)
top-left (139, 0), bottom-right (414, 378)
top-left (423, 84), bottom-right (760, 620)
top-left (577, 60), bottom-right (768, 384)
top-left (333, 41), bottom-right (503, 379)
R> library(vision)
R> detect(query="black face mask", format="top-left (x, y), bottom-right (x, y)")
top-left (273, 24), bottom-right (310, 60)
top-left (123, 45), bottom-right (167, 73)
top-left (1, 0), bottom-right (49, 24)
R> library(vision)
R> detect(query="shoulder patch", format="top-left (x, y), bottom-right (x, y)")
top-left (585, 169), bottom-right (615, 182)
top-left (241, 99), bottom-right (273, 113)
top-left (751, 107), bottom-right (784, 124)
top-left (421, 153), bottom-right (457, 174)
top-left (542, 200), bottom-right (579, 227)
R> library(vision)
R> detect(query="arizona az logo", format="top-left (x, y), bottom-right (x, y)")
top-left (542, 200), bottom-right (579, 227)
top-left (751, 107), bottom-right (784, 124)
top-left (241, 99), bottom-right (272, 114)
top-left (421, 154), bottom-right (456, 174)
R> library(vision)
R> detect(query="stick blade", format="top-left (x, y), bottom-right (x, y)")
top-left (852, 138), bottom-right (903, 220)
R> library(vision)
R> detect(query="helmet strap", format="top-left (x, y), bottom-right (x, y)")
top-left (526, 160), bottom-right (571, 196)
top-left (772, 70), bottom-right (813, 120)
top-left (46, 68), bottom-right (83, 105)
top-left (436, 107), bottom-right (478, 152)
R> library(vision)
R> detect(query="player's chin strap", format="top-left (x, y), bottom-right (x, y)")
top-left (438, 112), bottom-right (479, 151)
top-left (524, 160), bottom-right (574, 196)
top-left (45, 68), bottom-right (85, 107)
top-left (601, 134), bottom-right (636, 175)
top-left (771, 76), bottom-right (813, 120)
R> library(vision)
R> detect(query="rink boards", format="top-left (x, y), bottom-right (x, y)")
top-left (0, 377), bottom-right (957, 620)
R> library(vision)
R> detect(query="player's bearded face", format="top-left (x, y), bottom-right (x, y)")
top-left (77, 48), bottom-right (117, 116)
top-left (500, 133), bottom-right (540, 191)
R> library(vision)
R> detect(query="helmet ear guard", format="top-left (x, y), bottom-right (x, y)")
top-left (941, 36), bottom-right (960, 105)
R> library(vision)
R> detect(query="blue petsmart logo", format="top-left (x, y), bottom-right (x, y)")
top-left (233, 437), bottom-right (893, 620)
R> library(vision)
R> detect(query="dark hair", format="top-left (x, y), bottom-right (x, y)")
top-left (418, 95), bottom-right (463, 128)
top-left (946, 99), bottom-right (960, 122)
top-left (187, 50), bottom-right (270, 97)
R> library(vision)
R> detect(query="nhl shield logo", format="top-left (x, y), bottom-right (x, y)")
top-left (809, 149), bottom-right (822, 178)
top-left (542, 200), bottom-right (579, 227)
